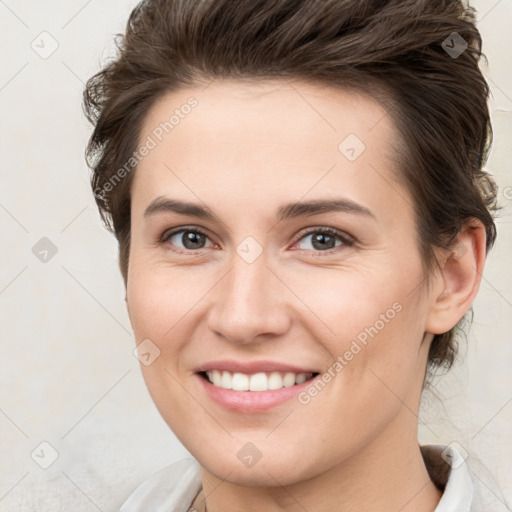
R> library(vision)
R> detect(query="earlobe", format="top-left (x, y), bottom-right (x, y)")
top-left (425, 219), bottom-right (487, 335)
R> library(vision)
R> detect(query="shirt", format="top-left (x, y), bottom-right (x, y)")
top-left (118, 444), bottom-right (511, 511)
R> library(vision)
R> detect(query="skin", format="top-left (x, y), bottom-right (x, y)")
top-left (125, 79), bottom-right (486, 512)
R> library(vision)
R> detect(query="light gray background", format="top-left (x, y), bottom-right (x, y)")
top-left (0, 0), bottom-right (511, 510)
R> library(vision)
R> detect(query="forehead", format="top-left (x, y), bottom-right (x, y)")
top-left (132, 79), bottom-right (410, 228)
top-left (140, 78), bottom-right (396, 155)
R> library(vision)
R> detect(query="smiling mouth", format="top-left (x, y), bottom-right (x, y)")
top-left (199, 370), bottom-right (320, 392)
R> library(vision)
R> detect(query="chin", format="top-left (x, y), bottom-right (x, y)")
top-left (193, 443), bottom-right (322, 487)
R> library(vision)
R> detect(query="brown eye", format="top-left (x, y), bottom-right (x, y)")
top-left (162, 228), bottom-right (213, 252)
top-left (294, 227), bottom-right (353, 253)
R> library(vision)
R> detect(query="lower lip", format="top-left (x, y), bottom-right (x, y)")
top-left (196, 373), bottom-right (318, 413)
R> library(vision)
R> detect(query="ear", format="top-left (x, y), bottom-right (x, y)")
top-left (425, 219), bottom-right (487, 335)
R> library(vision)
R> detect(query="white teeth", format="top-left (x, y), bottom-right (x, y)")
top-left (249, 372), bottom-right (267, 391)
top-left (283, 373), bottom-right (296, 387)
top-left (204, 370), bottom-right (314, 391)
top-left (221, 371), bottom-right (232, 389)
top-left (232, 372), bottom-right (249, 391)
top-left (267, 371), bottom-right (283, 390)
top-left (295, 373), bottom-right (308, 384)
top-left (212, 370), bottom-right (222, 387)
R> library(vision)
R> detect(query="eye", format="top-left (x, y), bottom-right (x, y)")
top-left (160, 226), bottom-right (354, 254)
top-left (161, 227), bottom-right (215, 252)
top-left (293, 227), bottom-right (354, 253)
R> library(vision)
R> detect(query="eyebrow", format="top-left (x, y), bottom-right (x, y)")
top-left (143, 196), bottom-right (376, 223)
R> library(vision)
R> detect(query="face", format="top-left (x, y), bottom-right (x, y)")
top-left (126, 79), bottom-right (436, 486)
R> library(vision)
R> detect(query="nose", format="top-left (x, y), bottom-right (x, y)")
top-left (206, 253), bottom-right (291, 345)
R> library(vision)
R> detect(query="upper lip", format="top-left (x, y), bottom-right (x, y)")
top-left (196, 360), bottom-right (319, 374)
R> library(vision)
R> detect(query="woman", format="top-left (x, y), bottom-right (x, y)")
top-left (83, 0), bottom-right (509, 510)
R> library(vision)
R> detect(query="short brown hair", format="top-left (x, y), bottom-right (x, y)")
top-left (83, 0), bottom-right (498, 376)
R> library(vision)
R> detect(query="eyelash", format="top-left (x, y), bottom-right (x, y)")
top-left (160, 226), bottom-right (355, 256)
top-left (293, 227), bottom-right (354, 255)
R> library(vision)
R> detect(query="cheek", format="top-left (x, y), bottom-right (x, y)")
top-left (126, 260), bottom-right (204, 347)
top-left (298, 267), bottom-right (425, 400)
top-left (126, 265), bottom-right (199, 423)
top-left (287, 265), bottom-right (409, 347)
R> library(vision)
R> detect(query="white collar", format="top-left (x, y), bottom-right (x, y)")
top-left (422, 444), bottom-right (474, 511)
